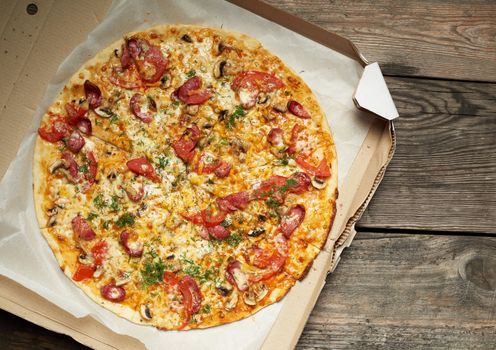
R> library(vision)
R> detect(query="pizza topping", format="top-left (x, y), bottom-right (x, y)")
top-left (249, 234), bottom-right (288, 282)
top-left (311, 176), bottom-right (327, 189)
top-left (84, 80), bottom-right (102, 109)
top-left (85, 151), bottom-right (97, 184)
top-left (172, 124), bottom-right (201, 163)
top-left (123, 181), bottom-right (144, 202)
top-left (67, 130), bottom-right (85, 153)
top-left (65, 103), bottom-right (88, 126)
top-left (72, 264), bottom-right (96, 282)
top-left (100, 282), bottom-right (126, 302)
top-left (140, 304), bottom-right (153, 321)
top-left (181, 34), bottom-right (193, 43)
top-left (214, 160), bottom-right (231, 178)
top-left (176, 76), bottom-right (211, 105)
top-left (267, 128), bottom-right (287, 155)
top-left (213, 60), bottom-right (227, 79)
top-left (71, 214), bottom-right (96, 241)
top-left (272, 97), bottom-right (288, 113)
top-left (288, 172), bottom-right (311, 194)
top-left (179, 275), bottom-right (202, 315)
top-left (280, 204), bottom-right (305, 238)
top-left (181, 212), bottom-right (204, 225)
top-left (296, 155), bottom-right (331, 178)
top-left (76, 118), bottom-right (92, 136)
top-left (248, 228), bottom-right (266, 237)
top-left (288, 100), bottom-right (311, 119)
top-left (38, 115), bottom-right (71, 143)
top-left (109, 65), bottom-right (143, 89)
top-left (243, 283), bottom-right (268, 306)
top-left (224, 290), bottom-right (239, 310)
top-left (226, 260), bottom-right (249, 291)
top-left (48, 159), bottom-right (68, 174)
top-left (217, 191), bottom-right (250, 212)
top-left (216, 282), bottom-right (233, 296)
top-left (287, 124), bottom-right (302, 154)
top-left (119, 230), bottom-right (144, 257)
top-left (91, 240), bottom-right (108, 265)
top-left (126, 157), bottom-right (160, 182)
top-left (231, 71), bottom-right (284, 109)
top-left (130, 93), bottom-right (156, 123)
top-left (231, 71), bottom-right (284, 92)
top-left (206, 225), bottom-right (230, 239)
top-left (115, 272), bottom-right (133, 287)
top-left (198, 226), bottom-right (210, 240)
top-left (61, 151), bottom-right (79, 180)
top-left (201, 208), bottom-right (227, 227)
top-left (124, 38), bottom-right (169, 84)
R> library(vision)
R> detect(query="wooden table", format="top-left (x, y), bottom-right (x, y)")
top-left (1, 0), bottom-right (495, 348)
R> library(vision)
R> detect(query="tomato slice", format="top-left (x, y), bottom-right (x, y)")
top-left (295, 155), bottom-right (331, 178)
top-left (181, 212), bottom-right (203, 225)
top-left (249, 235), bottom-right (289, 282)
top-left (251, 175), bottom-right (288, 200)
top-left (179, 275), bottom-right (202, 315)
top-left (91, 240), bottom-right (108, 265)
top-left (287, 172), bottom-right (311, 194)
top-left (163, 271), bottom-right (180, 289)
top-left (126, 156), bottom-right (160, 182)
top-left (72, 264), bottom-right (96, 282)
top-left (231, 70), bottom-right (284, 92)
top-left (172, 125), bottom-right (202, 163)
top-left (201, 208), bottom-right (227, 227)
top-left (38, 115), bottom-right (71, 143)
top-left (65, 103), bottom-right (88, 126)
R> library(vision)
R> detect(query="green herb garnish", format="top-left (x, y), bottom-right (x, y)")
top-left (86, 212), bottom-right (98, 221)
top-left (115, 212), bottom-right (135, 228)
top-left (79, 164), bottom-right (89, 174)
top-left (226, 105), bottom-right (246, 129)
top-left (225, 231), bottom-right (243, 247)
top-left (140, 253), bottom-right (165, 288)
top-left (186, 69), bottom-right (196, 78)
top-left (93, 193), bottom-right (107, 209)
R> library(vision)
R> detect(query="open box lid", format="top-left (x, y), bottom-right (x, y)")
top-left (0, 0), bottom-right (397, 349)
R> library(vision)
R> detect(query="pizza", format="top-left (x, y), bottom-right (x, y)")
top-left (33, 25), bottom-right (338, 330)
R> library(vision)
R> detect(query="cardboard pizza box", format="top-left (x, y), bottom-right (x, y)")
top-left (0, 0), bottom-right (397, 348)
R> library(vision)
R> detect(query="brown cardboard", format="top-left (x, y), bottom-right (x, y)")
top-left (0, 1), bottom-right (396, 349)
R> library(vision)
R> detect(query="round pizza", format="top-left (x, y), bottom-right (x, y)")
top-left (33, 25), bottom-right (338, 330)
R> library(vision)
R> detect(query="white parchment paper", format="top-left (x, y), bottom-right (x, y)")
top-left (0, 1), bottom-right (373, 349)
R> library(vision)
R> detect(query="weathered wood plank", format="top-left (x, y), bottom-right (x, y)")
top-left (357, 77), bottom-right (496, 233)
top-left (297, 232), bottom-right (496, 349)
top-left (263, 0), bottom-right (496, 81)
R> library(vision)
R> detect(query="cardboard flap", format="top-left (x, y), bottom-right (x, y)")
top-left (354, 62), bottom-right (399, 121)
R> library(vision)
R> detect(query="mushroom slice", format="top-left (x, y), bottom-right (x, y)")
top-left (248, 228), bottom-right (265, 237)
top-left (160, 73), bottom-right (172, 89)
top-left (257, 92), bottom-right (270, 105)
top-left (217, 282), bottom-right (233, 296)
top-left (48, 159), bottom-right (68, 174)
top-left (213, 60), bottom-right (227, 79)
top-left (78, 253), bottom-right (94, 266)
top-left (252, 283), bottom-right (269, 302)
top-left (181, 34), bottom-right (193, 43)
top-left (184, 104), bottom-right (199, 116)
top-left (243, 289), bottom-right (257, 306)
top-left (46, 215), bottom-right (57, 227)
top-left (272, 99), bottom-right (288, 113)
top-left (94, 107), bottom-right (114, 119)
top-left (225, 290), bottom-right (238, 310)
top-left (311, 176), bottom-right (327, 189)
top-left (115, 272), bottom-right (132, 286)
top-left (140, 303), bottom-right (153, 321)
top-left (93, 265), bottom-right (104, 278)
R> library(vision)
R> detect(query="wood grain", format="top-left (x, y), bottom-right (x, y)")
top-left (357, 77), bottom-right (496, 233)
top-left (263, 0), bottom-right (496, 81)
top-left (297, 232), bottom-right (496, 349)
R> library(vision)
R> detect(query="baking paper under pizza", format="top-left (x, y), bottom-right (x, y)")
top-left (33, 25), bottom-right (338, 330)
